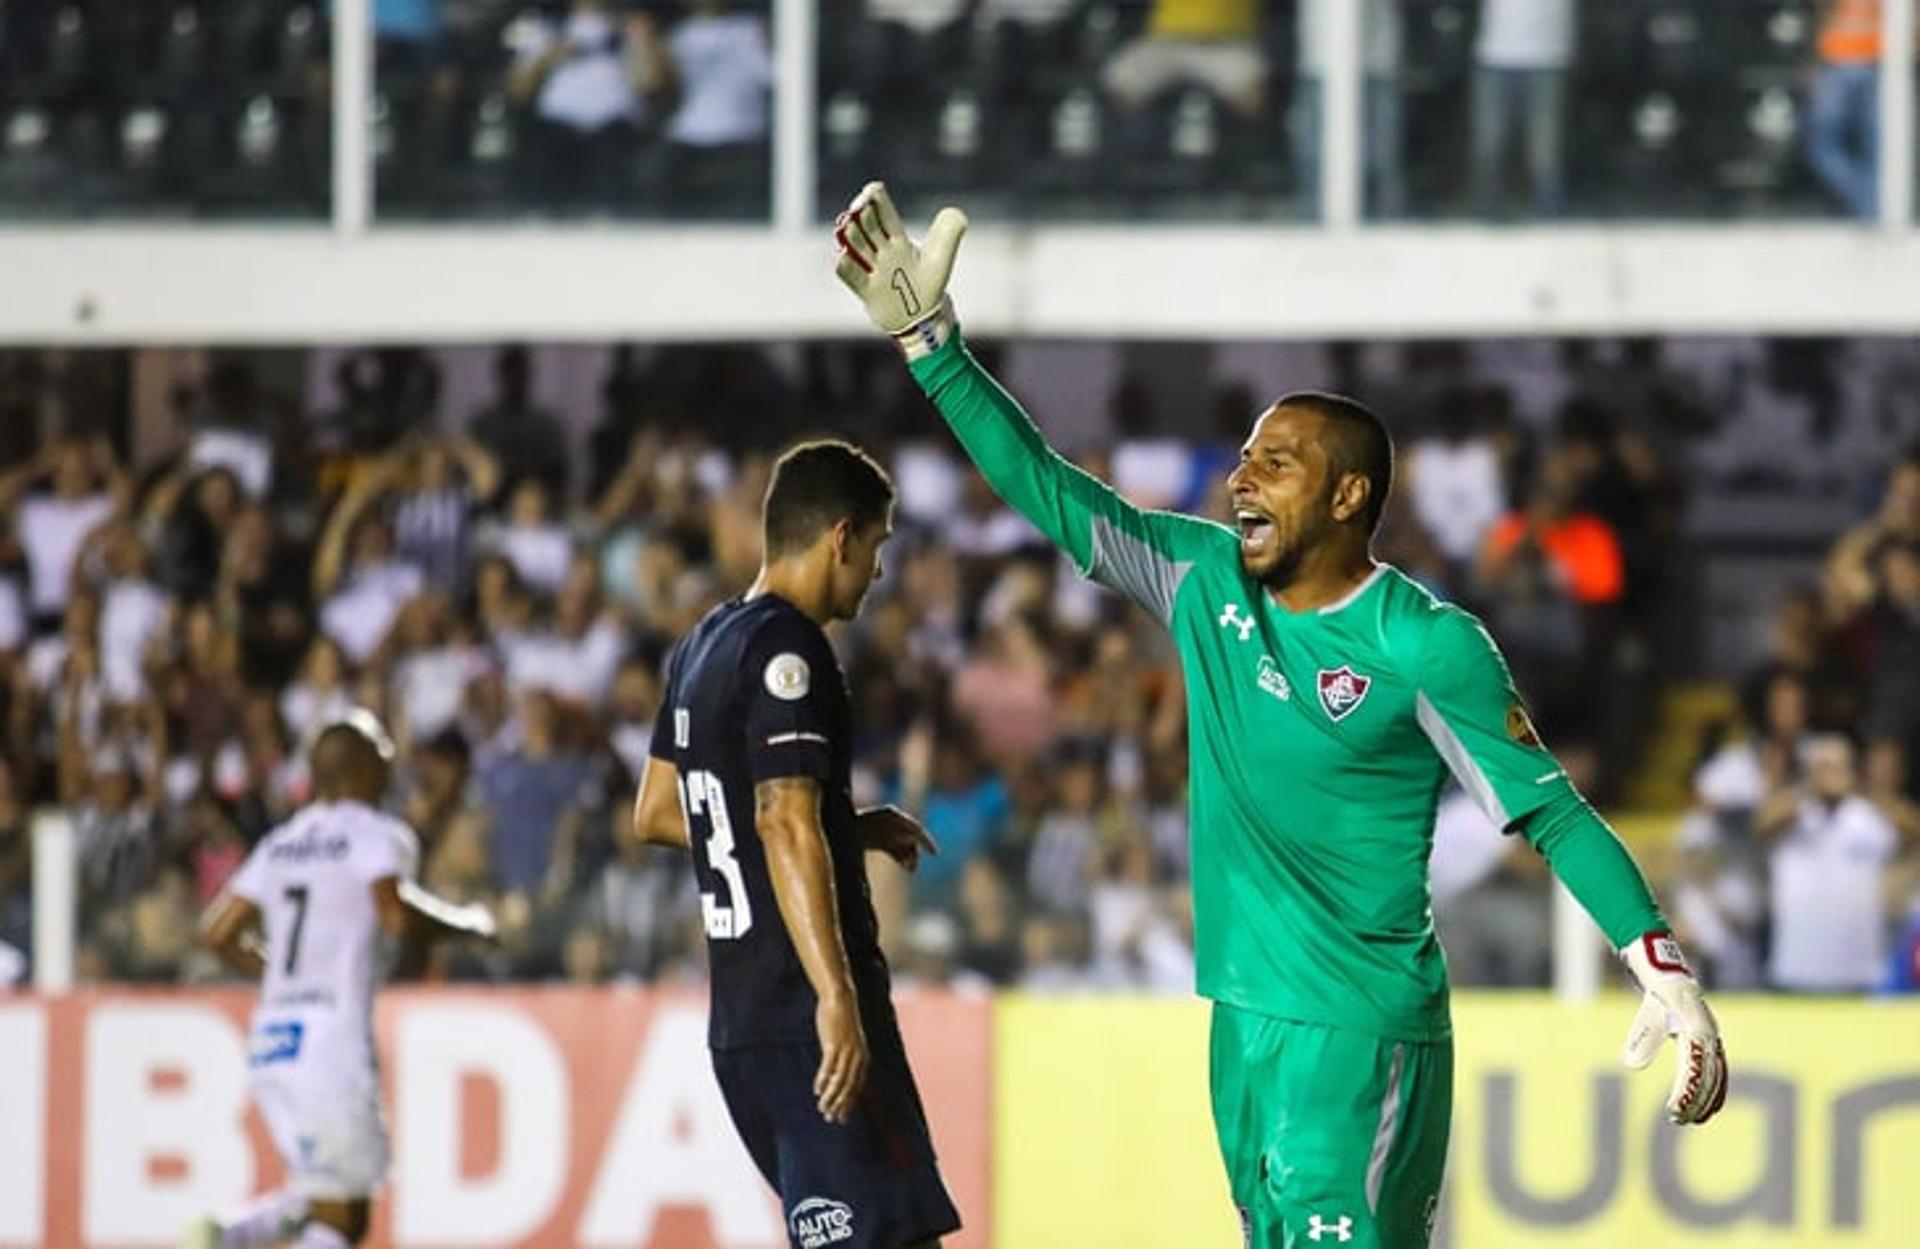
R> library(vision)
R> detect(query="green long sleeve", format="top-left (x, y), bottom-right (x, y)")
top-left (1518, 790), bottom-right (1669, 950)
top-left (909, 333), bottom-right (1234, 626)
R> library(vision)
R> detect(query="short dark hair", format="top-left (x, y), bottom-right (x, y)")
top-left (1275, 391), bottom-right (1394, 534)
top-left (763, 440), bottom-right (896, 558)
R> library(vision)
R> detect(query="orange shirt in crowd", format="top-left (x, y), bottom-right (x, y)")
top-left (1817, 0), bottom-right (1917, 65)
top-left (1483, 512), bottom-right (1626, 605)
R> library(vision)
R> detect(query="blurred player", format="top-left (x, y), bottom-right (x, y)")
top-left (834, 183), bottom-right (1727, 1249)
top-left (628, 441), bottom-right (959, 1249)
top-left (181, 711), bottom-right (495, 1249)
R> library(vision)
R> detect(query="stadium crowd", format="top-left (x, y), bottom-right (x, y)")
top-left (0, 336), bottom-right (1913, 997)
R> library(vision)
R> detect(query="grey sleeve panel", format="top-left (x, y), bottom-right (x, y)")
top-left (1088, 515), bottom-right (1195, 627)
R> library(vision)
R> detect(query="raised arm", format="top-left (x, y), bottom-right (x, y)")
top-left (834, 181), bottom-right (1232, 626)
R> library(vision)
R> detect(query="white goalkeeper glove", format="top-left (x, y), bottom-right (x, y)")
top-left (1620, 931), bottom-right (1728, 1125)
top-left (832, 181), bottom-right (969, 360)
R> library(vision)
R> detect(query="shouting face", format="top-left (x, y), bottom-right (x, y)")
top-left (1225, 404), bottom-right (1368, 586)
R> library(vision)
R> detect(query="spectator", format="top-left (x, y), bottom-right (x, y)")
top-left (661, 0), bottom-right (774, 203)
top-left (955, 856), bottom-right (1022, 985)
top-left (1480, 451), bottom-right (1623, 607)
top-left (500, 559), bottom-right (626, 711)
top-left (63, 733), bottom-right (163, 919)
top-left (0, 437), bottom-right (130, 632)
top-left (1756, 734), bottom-right (1907, 991)
top-left (1743, 586), bottom-right (1862, 737)
top-left (404, 728), bottom-right (495, 908)
top-left (388, 434), bottom-right (502, 598)
top-left (1087, 833), bottom-right (1194, 992)
top-left (476, 690), bottom-right (596, 913)
top-left (479, 478), bottom-right (577, 596)
top-left (592, 806), bottom-right (700, 980)
top-left (903, 726), bottom-right (1010, 909)
top-left (312, 509), bottom-right (425, 667)
top-left (161, 601), bottom-right (246, 775)
top-left (1025, 747), bottom-right (1105, 916)
top-left (213, 504), bottom-right (312, 691)
top-left (380, 593), bottom-right (480, 749)
top-left (280, 637), bottom-right (357, 755)
top-left (1666, 813), bottom-right (1764, 989)
top-left (145, 464), bottom-right (246, 603)
top-left (1827, 449), bottom-right (1920, 621)
top-left (1294, 0), bottom-right (1405, 219)
top-left (178, 358), bottom-right (281, 500)
top-left (1694, 671), bottom-right (1816, 823)
top-left (951, 615), bottom-right (1058, 770)
top-left (28, 595), bottom-right (107, 755)
top-left (508, 0), bottom-right (672, 211)
top-left (467, 346), bottom-right (570, 499)
top-left (1406, 395), bottom-right (1506, 583)
top-left (1805, 0), bottom-right (1884, 220)
top-left (605, 653), bottom-right (664, 781)
top-left (1470, 0), bottom-right (1574, 218)
top-left (1101, 0), bottom-right (1266, 125)
top-left (86, 522), bottom-right (171, 705)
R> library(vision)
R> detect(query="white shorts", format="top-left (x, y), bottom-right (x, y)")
top-left (1103, 37), bottom-right (1268, 108)
top-left (249, 1018), bottom-right (389, 1201)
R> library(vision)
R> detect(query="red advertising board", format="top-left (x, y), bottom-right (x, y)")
top-left (0, 986), bottom-right (990, 1249)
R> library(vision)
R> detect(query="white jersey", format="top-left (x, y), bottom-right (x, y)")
top-left (228, 799), bottom-right (418, 1199)
top-left (229, 801), bottom-right (417, 1064)
top-left (1768, 795), bottom-right (1898, 991)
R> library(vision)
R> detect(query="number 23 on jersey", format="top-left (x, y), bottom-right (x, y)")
top-left (680, 767), bottom-right (754, 940)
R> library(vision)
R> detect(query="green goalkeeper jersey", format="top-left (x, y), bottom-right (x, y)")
top-left (912, 336), bottom-right (1665, 1043)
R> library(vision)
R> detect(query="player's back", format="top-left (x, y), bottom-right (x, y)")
top-left (230, 799), bottom-right (419, 1061)
top-left (660, 594), bottom-right (889, 1049)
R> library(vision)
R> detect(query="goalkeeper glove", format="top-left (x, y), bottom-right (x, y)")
top-left (1620, 931), bottom-right (1728, 1125)
top-left (833, 181), bottom-right (968, 360)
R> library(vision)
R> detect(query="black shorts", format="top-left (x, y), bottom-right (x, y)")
top-left (711, 1017), bottom-right (960, 1249)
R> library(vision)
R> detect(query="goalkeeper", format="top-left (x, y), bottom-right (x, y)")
top-left (833, 183), bottom-right (1726, 1248)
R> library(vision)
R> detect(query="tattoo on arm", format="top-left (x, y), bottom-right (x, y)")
top-left (755, 776), bottom-right (821, 819)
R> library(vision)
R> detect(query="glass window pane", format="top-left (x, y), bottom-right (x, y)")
top-left (817, 0), bottom-right (1310, 222)
top-left (1376, 0), bottom-right (1859, 221)
top-left (0, 2), bottom-right (329, 219)
top-left (375, 0), bottom-right (772, 220)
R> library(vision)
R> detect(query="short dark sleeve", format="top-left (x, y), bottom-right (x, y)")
top-left (744, 615), bottom-right (839, 784)
top-left (649, 637), bottom-right (685, 762)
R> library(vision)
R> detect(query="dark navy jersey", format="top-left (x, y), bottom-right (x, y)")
top-left (651, 594), bottom-right (890, 1049)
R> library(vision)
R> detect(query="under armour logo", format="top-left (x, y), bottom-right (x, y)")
top-left (1307, 1214), bottom-right (1353, 1242)
top-left (1218, 603), bottom-right (1256, 641)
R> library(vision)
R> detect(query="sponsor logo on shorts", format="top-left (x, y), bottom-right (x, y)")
top-left (1257, 655), bottom-right (1291, 702)
top-left (790, 1196), bottom-right (855, 1247)
top-left (249, 1020), bottom-right (305, 1067)
top-left (1307, 1212), bottom-right (1354, 1242)
top-left (1316, 665), bottom-right (1372, 721)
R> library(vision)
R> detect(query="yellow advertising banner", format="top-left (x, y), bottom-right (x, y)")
top-left (994, 993), bottom-right (1920, 1249)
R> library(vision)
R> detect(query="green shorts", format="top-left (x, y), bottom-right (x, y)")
top-left (1209, 1003), bottom-right (1452, 1248)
